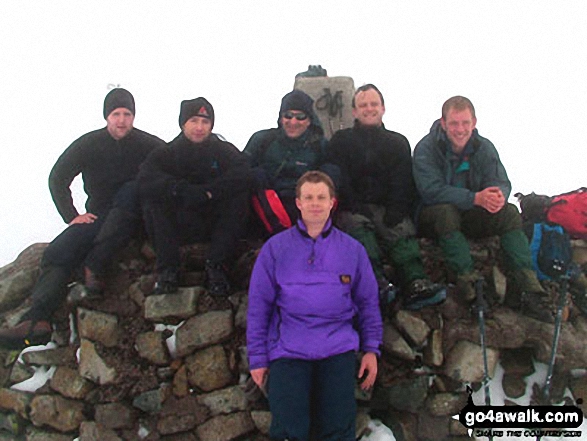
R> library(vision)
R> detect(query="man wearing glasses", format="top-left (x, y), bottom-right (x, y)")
top-left (244, 90), bottom-right (331, 232)
top-left (327, 84), bottom-right (446, 311)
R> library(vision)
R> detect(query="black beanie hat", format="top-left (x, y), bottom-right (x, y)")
top-left (179, 97), bottom-right (215, 129)
top-left (279, 90), bottom-right (314, 117)
top-left (103, 88), bottom-right (135, 119)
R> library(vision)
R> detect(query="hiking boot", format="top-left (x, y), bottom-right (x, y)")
top-left (153, 269), bottom-right (179, 295)
top-left (519, 291), bottom-right (555, 323)
top-left (83, 267), bottom-right (104, 299)
top-left (0, 320), bottom-right (52, 350)
top-left (205, 260), bottom-right (231, 297)
top-left (403, 279), bottom-right (447, 311)
top-left (505, 268), bottom-right (546, 309)
top-left (457, 271), bottom-right (481, 302)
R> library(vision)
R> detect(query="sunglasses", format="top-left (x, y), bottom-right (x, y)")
top-left (283, 111), bottom-right (308, 121)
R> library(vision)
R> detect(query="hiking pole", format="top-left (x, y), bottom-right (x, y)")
top-left (542, 260), bottom-right (570, 403)
top-left (474, 277), bottom-right (493, 441)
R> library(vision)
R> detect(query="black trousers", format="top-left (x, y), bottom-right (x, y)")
top-left (25, 181), bottom-right (142, 321)
top-left (268, 351), bottom-right (357, 441)
top-left (143, 192), bottom-right (249, 274)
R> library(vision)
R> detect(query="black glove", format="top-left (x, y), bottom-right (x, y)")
top-left (170, 180), bottom-right (209, 206)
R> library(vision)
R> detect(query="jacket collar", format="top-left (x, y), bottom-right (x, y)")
top-left (295, 218), bottom-right (333, 239)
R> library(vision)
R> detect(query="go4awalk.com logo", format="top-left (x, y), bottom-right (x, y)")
top-left (453, 392), bottom-right (584, 439)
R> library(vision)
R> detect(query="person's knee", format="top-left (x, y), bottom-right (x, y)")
top-left (498, 203), bottom-right (523, 231)
top-left (420, 204), bottom-right (461, 237)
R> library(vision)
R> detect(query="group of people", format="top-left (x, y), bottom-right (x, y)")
top-left (0, 84), bottom-right (554, 440)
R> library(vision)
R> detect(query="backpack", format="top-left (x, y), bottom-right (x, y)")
top-left (529, 222), bottom-right (572, 280)
top-left (545, 188), bottom-right (587, 240)
top-left (251, 189), bottom-right (292, 235)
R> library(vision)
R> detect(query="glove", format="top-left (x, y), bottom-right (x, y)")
top-left (170, 180), bottom-right (210, 206)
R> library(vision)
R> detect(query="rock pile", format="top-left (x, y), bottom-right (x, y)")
top-left (0, 238), bottom-right (586, 440)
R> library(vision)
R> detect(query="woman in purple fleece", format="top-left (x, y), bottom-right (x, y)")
top-left (247, 170), bottom-right (383, 441)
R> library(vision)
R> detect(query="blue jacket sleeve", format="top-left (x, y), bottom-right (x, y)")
top-left (246, 242), bottom-right (278, 369)
top-left (352, 245), bottom-right (383, 355)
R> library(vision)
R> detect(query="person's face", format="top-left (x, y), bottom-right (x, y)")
top-left (352, 88), bottom-right (385, 127)
top-left (440, 107), bottom-right (477, 153)
top-left (296, 181), bottom-right (334, 227)
top-left (281, 110), bottom-right (311, 139)
top-left (183, 116), bottom-right (213, 143)
top-left (106, 107), bottom-right (134, 140)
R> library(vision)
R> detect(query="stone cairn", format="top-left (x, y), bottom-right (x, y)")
top-left (0, 237), bottom-right (587, 441)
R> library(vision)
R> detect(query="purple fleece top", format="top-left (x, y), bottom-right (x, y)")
top-left (247, 219), bottom-right (382, 370)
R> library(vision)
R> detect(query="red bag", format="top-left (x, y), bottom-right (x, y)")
top-left (546, 187), bottom-right (587, 239)
top-left (252, 189), bottom-right (292, 234)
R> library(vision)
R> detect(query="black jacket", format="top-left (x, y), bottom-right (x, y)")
top-left (138, 133), bottom-right (253, 204)
top-left (326, 123), bottom-right (416, 226)
top-left (49, 128), bottom-right (164, 223)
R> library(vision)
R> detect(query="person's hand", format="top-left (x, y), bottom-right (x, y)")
top-left (69, 213), bottom-right (97, 225)
top-left (474, 187), bottom-right (505, 213)
top-left (358, 352), bottom-right (378, 390)
top-left (251, 367), bottom-right (269, 389)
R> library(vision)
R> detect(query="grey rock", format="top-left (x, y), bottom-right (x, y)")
top-left (425, 392), bottom-right (467, 416)
top-left (196, 385), bottom-right (248, 416)
top-left (502, 373), bottom-right (527, 399)
top-left (21, 346), bottom-right (77, 366)
top-left (394, 310), bottom-right (431, 347)
top-left (50, 366), bottom-right (94, 399)
top-left (29, 394), bottom-right (85, 432)
top-left (251, 410), bottom-right (271, 434)
top-left (78, 338), bottom-right (118, 385)
top-left (382, 323), bottom-right (416, 361)
top-left (95, 402), bottom-right (136, 429)
top-left (79, 421), bottom-right (122, 441)
top-left (144, 287), bottom-right (201, 322)
top-left (25, 426), bottom-right (76, 441)
top-left (132, 384), bottom-right (171, 414)
top-left (417, 411), bottom-right (450, 441)
top-left (0, 387), bottom-right (32, 418)
top-left (135, 331), bottom-right (170, 365)
top-left (195, 411), bottom-right (255, 441)
top-left (443, 340), bottom-right (499, 383)
top-left (0, 243), bottom-right (46, 313)
top-left (157, 395), bottom-right (209, 435)
top-left (423, 328), bottom-right (444, 367)
top-left (9, 361), bottom-right (35, 384)
top-left (0, 410), bottom-right (25, 435)
top-left (387, 375), bottom-right (430, 413)
top-left (185, 345), bottom-right (233, 392)
top-left (175, 310), bottom-right (233, 357)
top-left (356, 410), bottom-right (371, 439)
top-left (493, 265), bottom-right (507, 301)
top-left (235, 294), bottom-right (248, 329)
top-left (76, 308), bottom-right (119, 347)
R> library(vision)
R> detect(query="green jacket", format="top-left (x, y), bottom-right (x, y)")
top-left (243, 125), bottom-right (327, 200)
top-left (413, 120), bottom-right (511, 211)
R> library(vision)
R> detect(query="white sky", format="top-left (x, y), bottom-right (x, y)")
top-left (1, 1), bottom-right (586, 266)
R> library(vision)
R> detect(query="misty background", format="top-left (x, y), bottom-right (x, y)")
top-left (1, 1), bottom-right (586, 266)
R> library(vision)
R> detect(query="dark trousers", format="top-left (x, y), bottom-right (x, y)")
top-left (268, 351), bottom-right (357, 441)
top-left (143, 192), bottom-right (249, 273)
top-left (25, 182), bottom-right (142, 321)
